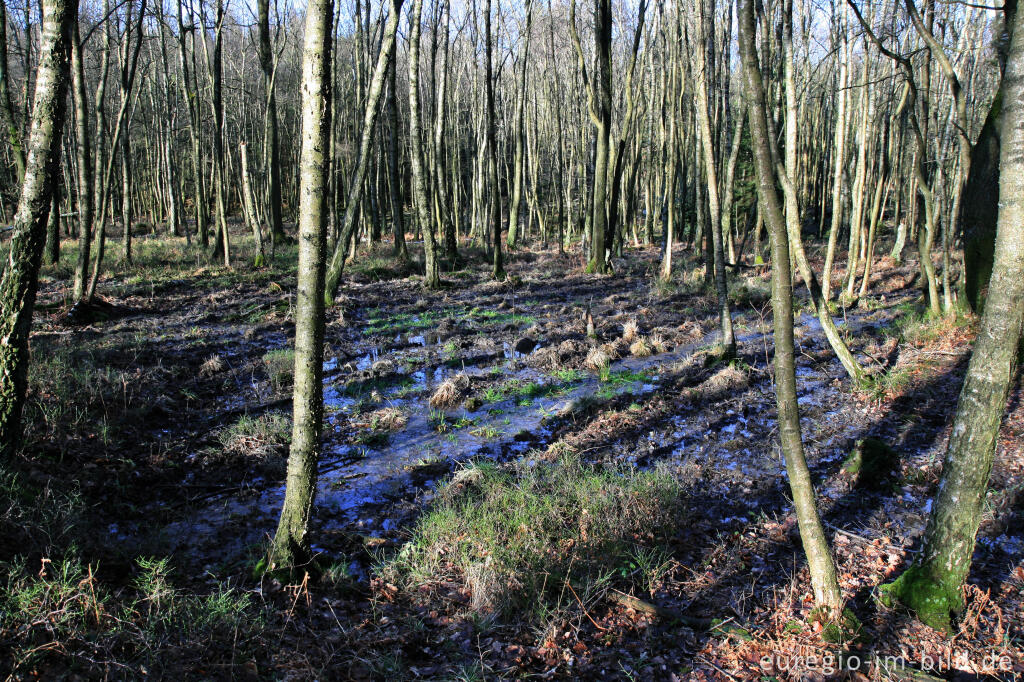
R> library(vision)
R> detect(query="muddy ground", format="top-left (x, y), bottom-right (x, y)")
top-left (4, 233), bottom-right (1023, 680)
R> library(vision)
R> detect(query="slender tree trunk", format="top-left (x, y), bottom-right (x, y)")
top-left (385, 59), bottom-right (407, 263)
top-left (241, 142), bottom-right (267, 266)
top-left (70, 25), bottom-right (92, 302)
top-left (258, 0), bottom-right (286, 244)
top-left (822, 11), bottom-right (848, 302)
top-left (45, 183), bottom-right (60, 264)
top-left (207, 0), bottom-right (230, 266)
top-left (507, 0), bottom-right (532, 250)
top-left (408, 0), bottom-right (440, 288)
top-left (177, 0), bottom-right (208, 246)
top-left (268, 0), bottom-right (334, 571)
top-left (323, 0), bottom-right (406, 301)
top-left (485, 0), bottom-right (503, 280)
top-left (0, 0), bottom-right (25, 184)
top-left (740, 0), bottom-right (844, 613)
top-left (692, 0), bottom-right (734, 355)
top-left (779, 0), bottom-right (864, 384)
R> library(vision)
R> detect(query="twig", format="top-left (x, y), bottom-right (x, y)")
top-left (565, 580), bottom-right (608, 631)
top-left (824, 522), bottom-right (874, 545)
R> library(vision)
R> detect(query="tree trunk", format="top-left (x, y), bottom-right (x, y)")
top-left (268, 0), bottom-right (334, 571)
top-left (386, 59), bottom-right (408, 263)
top-left (70, 25), bottom-right (93, 302)
top-left (0, 0), bottom-right (25, 184)
top-left (881, 5), bottom-right (1024, 633)
top-left (740, 0), bottom-right (844, 613)
top-left (408, 0), bottom-right (440, 288)
top-left (485, 0), bottom-right (504, 280)
top-left (692, 0), bottom-right (735, 356)
top-left (241, 142), bottom-right (267, 266)
top-left (258, 0), bottom-right (286, 244)
top-left (0, 0), bottom-right (75, 454)
top-left (323, 0), bottom-right (405, 303)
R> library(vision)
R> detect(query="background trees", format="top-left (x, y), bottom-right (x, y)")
top-left (0, 0), bottom-right (1002, 306)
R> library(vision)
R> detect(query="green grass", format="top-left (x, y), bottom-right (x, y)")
top-left (219, 412), bottom-right (291, 450)
top-left (24, 346), bottom-right (162, 448)
top-left (0, 555), bottom-right (263, 678)
top-left (550, 368), bottom-right (585, 383)
top-left (262, 348), bottom-right (295, 392)
top-left (384, 456), bottom-right (684, 621)
top-left (481, 378), bottom-right (572, 404)
top-left (468, 307), bottom-right (536, 327)
top-left (364, 308), bottom-right (446, 335)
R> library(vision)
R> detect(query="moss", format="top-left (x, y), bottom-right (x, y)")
top-left (808, 607), bottom-right (866, 644)
top-left (842, 437), bottom-right (899, 489)
top-left (877, 565), bottom-right (962, 633)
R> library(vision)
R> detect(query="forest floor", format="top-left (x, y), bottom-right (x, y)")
top-left (2, 229), bottom-right (1023, 680)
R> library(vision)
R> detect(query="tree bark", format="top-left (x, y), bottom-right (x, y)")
top-left (258, 0), bottom-right (286, 244)
top-left (485, 0), bottom-right (503, 280)
top-left (70, 24), bottom-right (93, 302)
top-left (0, 0), bottom-right (25, 184)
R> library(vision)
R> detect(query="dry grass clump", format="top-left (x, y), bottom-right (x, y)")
top-left (622, 318), bottom-right (640, 343)
top-left (429, 373), bottom-right (470, 408)
top-left (681, 365), bottom-right (748, 403)
top-left (199, 354), bottom-right (224, 377)
top-left (528, 338), bottom-right (590, 370)
top-left (366, 406), bottom-right (407, 431)
top-left (219, 412), bottom-right (291, 455)
top-left (527, 347), bottom-right (562, 370)
top-left (629, 336), bottom-right (653, 358)
top-left (649, 333), bottom-right (668, 354)
top-left (584, 347), bottom-right (610, 371)
top-left (601, 338), bottom-right (627, 361)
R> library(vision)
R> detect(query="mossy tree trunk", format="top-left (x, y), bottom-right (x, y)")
top-left (268, 0), bottom-right (334, 571)
top-left (0, 0), bottom-right (76, 454)
top-left (740, 0), bottom-right (844, 613)
top-left (882, 4), bottom-right (1024, 632)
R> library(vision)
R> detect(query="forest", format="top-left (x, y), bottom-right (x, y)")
top-left (0, 0), bottom-right (1023, 677)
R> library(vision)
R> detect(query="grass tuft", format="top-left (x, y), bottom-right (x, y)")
top-left (384, 456), bottom-right (684, 622)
